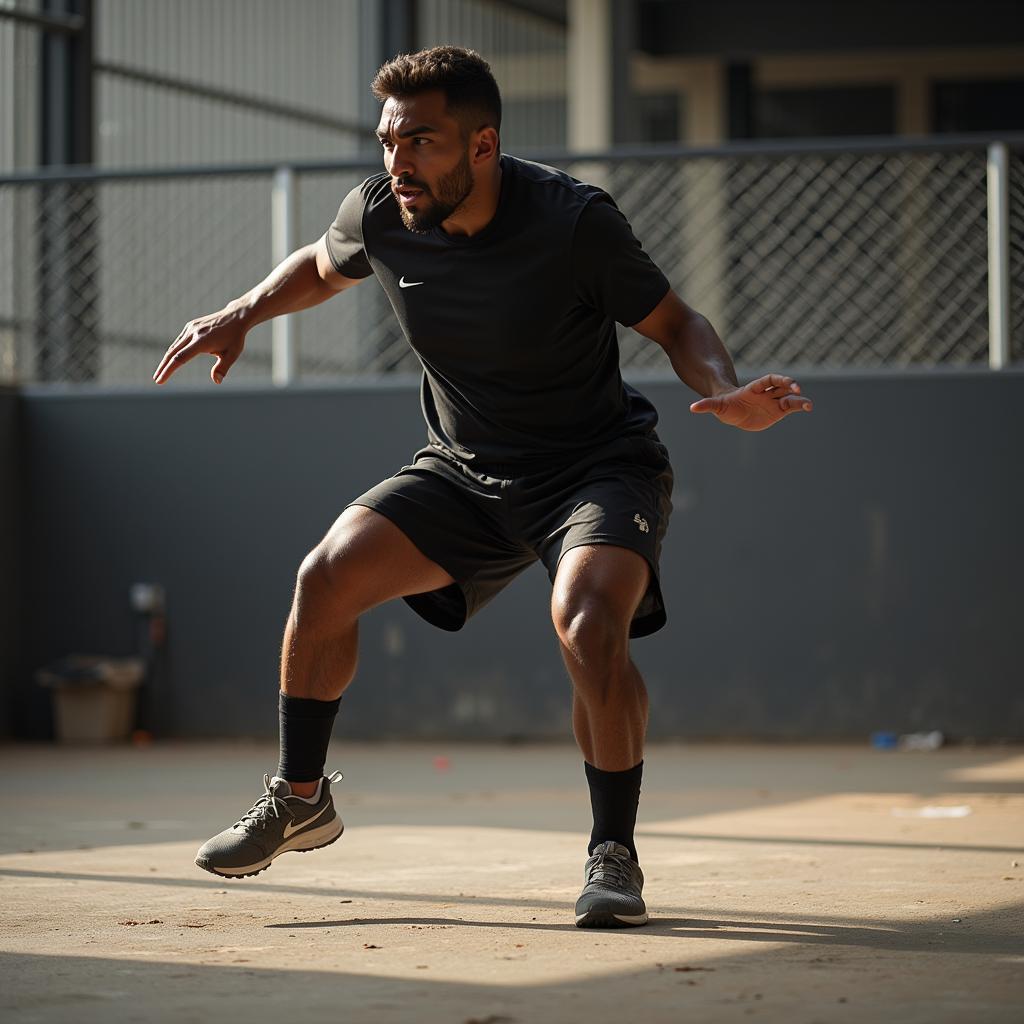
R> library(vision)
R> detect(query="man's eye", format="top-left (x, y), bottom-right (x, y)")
top-left (413, 137), bottom-right (430, 146)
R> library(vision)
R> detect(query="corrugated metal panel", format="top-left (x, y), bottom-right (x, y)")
top-left (96, 0), bottom-right (370, 167)
top-left (0, 0), bottom-right (42, 174)
top-left (419, 0), bottom-right (565, 53)
top-left (0, 13), bottom-right (13, 174)
top-left (0, 2), bottom-right (41, 380)
top-left (416, 0), bottom-right (567, 150)
top-left (4, 1), bottom-right (569, 170)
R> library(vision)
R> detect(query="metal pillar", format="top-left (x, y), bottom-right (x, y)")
top-left (271, 167), bottom-right (298, 386)
top-left (987, 142), bottom-right (1011, 370)
top-left (610, 0), bottom-right (637, 146)
top-left (567, 0), bottom-right (612, 152)
top-left (38, 0), bottom-right (96, 382)
top-left (726, 61), bottom-right (755, 140)
top-left (380, 0), bottom-right (416, 61)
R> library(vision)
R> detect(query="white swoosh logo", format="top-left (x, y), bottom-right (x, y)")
top-left (399, 276), bottom-right (424, 288)
top-left (283, 803), bottom-right (330, 838)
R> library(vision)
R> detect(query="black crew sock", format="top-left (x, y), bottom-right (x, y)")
top-left (585, 760), bottom-right (643, 862)
top-left (276, 692), bottom-right (341, 783)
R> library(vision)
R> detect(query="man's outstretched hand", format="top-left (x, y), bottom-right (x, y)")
top-left (153, 309), bottom-right (246, 385)
top-left (689, 374), bottom-right (813, 431)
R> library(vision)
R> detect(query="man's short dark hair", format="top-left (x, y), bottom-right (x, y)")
top-left (372, 46), bottom-right (502, 139)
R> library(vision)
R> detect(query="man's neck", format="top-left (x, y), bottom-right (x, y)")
top-left (440, 160), bottom-right (503, 238)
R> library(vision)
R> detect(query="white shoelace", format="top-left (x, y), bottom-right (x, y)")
top-left (587, 849), bottom-right (635, 890)
top-left (234, 769), bottom-right (344, 831)
top-left (235, 773), bottom-right (288, 831)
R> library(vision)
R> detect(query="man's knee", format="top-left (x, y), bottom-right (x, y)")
top-left (294, 546), bottom-right (348, 621)
top-left (294, 513), bottom-right (376, 620)
top-left (552, 589), bottom-right (630, 669)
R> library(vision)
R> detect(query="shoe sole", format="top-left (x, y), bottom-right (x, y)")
top-left (195, 815), bottom-right (344, 879)
top-left (574, 909), bottom-right (649, 928)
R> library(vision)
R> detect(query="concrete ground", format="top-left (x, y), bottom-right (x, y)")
top-left (1, 741), bottom-right (1022, 1024)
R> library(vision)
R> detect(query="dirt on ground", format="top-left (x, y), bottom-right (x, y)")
top-left (1, 741), bottom-right (1022, 1023)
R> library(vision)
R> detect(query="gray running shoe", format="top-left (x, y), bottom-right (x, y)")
top-left (574, 841), bottom-right (648, 928)
top-left (195, 771), bottom-right (344, 878)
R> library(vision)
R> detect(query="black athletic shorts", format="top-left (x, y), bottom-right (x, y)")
top-left (349, 432), bottom-right (674, 638)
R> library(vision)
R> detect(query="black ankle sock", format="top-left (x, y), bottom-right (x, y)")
top-left (276, 693), bottom-right (341, 783)
top-left (585, 760), bottom-right (643, 862)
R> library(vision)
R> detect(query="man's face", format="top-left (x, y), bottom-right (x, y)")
top-left (376, 91), bottom-right (475, 233)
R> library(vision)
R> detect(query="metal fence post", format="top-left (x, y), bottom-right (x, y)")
top-left (987, 142), bottom-right (1010, 370)
top-left (271, 166), bottom-right (298, 385)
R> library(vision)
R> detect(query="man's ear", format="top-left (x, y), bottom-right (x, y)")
top-left (471, 126), bottom-right (500, 165)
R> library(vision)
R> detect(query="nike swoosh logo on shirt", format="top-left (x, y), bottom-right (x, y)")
top-left (283, 803), bottom-right (330, 838)
top-left (398, 276), bottom-right (424, 288)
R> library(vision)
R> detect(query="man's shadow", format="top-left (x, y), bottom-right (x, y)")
top-left (266, 907), bottom-right (1023, 956)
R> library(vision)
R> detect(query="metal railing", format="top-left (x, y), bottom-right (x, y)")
top-left (1, 133), bottom-right (1022, 387)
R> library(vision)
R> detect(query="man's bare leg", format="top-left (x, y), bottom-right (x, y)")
top-left (194, 506), bottom-right (454, 877)
top-left (551, 544), bottom-right (650, 772)
top-left (551, 544), bottom-right (651, 927)
top-left (280, 505), bottom-right (454, 795)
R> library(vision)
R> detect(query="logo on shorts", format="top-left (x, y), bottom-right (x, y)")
top-left (633, 513), bottom-right (649, 534)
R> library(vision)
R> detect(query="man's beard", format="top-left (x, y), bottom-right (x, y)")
top-left (396, 150), bottom-right (474, 233)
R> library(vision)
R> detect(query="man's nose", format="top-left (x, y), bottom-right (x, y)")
top-left (386, 146), bottom-right (414, 180)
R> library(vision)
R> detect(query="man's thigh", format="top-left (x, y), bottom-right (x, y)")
top-left (309, 504), bottom-right (455, 609)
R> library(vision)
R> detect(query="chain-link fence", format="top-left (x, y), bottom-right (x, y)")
top-left (2, 135), bottom-right (1022, 387)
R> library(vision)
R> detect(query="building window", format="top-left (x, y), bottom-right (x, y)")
top-left (755, 85), bottom-right (896, 138)
top-left (932, 79), bottom-right (1024, 133)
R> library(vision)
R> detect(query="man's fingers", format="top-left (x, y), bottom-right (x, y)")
top-left (778, 395), bottom-right (813, 413)
top-left (153, 342), bottom-right (179, 382)
top-left (690, 396), bottom-right (723, 415)
top-left (762, 383), bottom-right (799, 398)
top-left (749, 373), bottom-right (795, 394)
top-left (153, 347), bottom-right (181, 383)
top-left (154, 325), bottom-right (195, 383)
top-left (210, 348), bottom-right (239, 384)
top-left (153, 345), bottom-right (184, 383)
top-left (757, 379), bottom-right (813, 413)
top-left (154, 340), bottom-right (200, 384)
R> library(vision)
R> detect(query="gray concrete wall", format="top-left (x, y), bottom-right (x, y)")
top-left (13, 370), bottom-right (1024, 741)
top-left (0, 387), bottom-right (20, 738)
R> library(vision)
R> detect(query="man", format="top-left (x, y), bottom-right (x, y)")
top-left (154, 46), bottom-right (812, 929)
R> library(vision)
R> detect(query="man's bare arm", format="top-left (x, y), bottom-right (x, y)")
top-left (154, 235), bottom-right (364, 385)
top-left (632, 288), bottom-right (813, 431)
top-left (631, 288), bottom-right (738, 397)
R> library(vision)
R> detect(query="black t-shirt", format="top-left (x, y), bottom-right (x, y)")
top-left (326, 154), bottom-right (670, 467)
